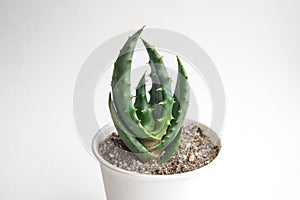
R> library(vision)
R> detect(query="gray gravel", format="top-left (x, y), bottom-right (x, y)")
top-left (98, 123), bottom-right (220, 175)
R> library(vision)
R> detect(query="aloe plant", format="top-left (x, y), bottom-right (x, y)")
top-left (108, 27), bottom-right (189, 163)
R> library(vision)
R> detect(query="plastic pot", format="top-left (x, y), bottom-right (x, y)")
top-left (92, 119), bottom-right (221, 200)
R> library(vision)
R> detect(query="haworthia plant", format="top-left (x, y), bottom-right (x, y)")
top-left (109, 27), bottom-right (189, 163)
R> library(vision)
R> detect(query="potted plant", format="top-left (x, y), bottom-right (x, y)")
top-left (92, 27), bottom-right (221, 200)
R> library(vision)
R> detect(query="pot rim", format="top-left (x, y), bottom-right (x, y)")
top-left (92, 118), bottom-right (221, 181)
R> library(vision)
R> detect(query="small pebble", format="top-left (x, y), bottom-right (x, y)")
top-left (188, 154), bottom-right (195, 162)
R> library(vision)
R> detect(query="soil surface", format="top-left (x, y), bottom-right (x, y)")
top-left (98, 123), bottom-right (220, 175)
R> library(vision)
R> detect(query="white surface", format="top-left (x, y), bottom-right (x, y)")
top-left (0, 0), bottom-right (299, 200)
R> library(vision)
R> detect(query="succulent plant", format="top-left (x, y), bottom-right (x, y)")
top-left (108, 27), bottom-right (189, 163)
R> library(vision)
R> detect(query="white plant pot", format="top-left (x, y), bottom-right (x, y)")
top-left (92, 119), bottom-right (221, 200)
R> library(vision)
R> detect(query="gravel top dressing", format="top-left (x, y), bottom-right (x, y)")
top-left (98, 123), bottom-right (220, 175)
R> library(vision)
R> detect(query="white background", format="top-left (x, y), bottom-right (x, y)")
top-left (0, 0), bottom-right (299, 199)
